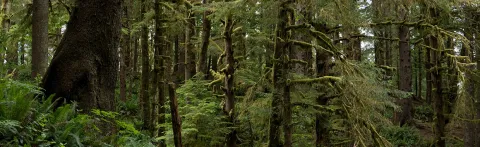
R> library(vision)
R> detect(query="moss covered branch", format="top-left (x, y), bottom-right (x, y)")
top-left (288, 76), bottom-right (341, 85)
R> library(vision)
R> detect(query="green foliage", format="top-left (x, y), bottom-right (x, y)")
top-left (414, 104), bottom-right (433, 122)
top-left (170, 79), bottom-right (230, 146)
top-left (380, 125), bottom-right (427, 147)
top-left (0, 77), bottom-right (153, 146)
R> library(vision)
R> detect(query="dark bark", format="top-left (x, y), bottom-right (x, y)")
top-left (372, 0), bottom-right (385, 66)
top-left (174, 35), bottom-right (185, 84)
top-left (223, 8), bottom-right (237, 146)
top-left (168, 83), bottom-right (183, 147)
top-left (425, 38), bottom-right (432, 104)
top-left (385, 25), bottom-right (393, 77)
top-left (140, 0), bottom-right (152, 132)
top-left (119, 0), bottom-right (131, 102)
top-left (32, 0), bottom-right (49, 78)
top-left (417, 45), bottom-right (422, 100)
top-left (198, 0), bottom-right (211, 77)
top-left (154, 0), bottom-right (166, 144)
top-left (133, 36), bottom-right (139, 74)
top-left (314, 23), bottom-right (331, 147)
top-left (431, 35), bottom-right (445, 147)
top-left (395, 6), bottom-right (413, 126)
top-left (268, 1), bottom-right (292, 146)
top-left (20, 38), bottom-right (25, 65)
top-left (41, 0), bottom-right (121, 135)
top-left (463, 10), bottom-right (478, 145)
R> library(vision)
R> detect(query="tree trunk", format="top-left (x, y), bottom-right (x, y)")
top-left (140, 0), bottom-right (152, 132)
top-left (372, 0), bottom-right (384, 66)
top-left (268, 1), bottom-right (292, 146)
top-left (314, 23), bottom-right (332, 147)
top-left (31, 0), bottom-right (49, 78)
top-left (154, 0), bottom-right (166, 145)
top-left (185, 7), bottom-right (196, 80)
top-left (463, 9), bottom-right (478, 145)
top-left (41, 0), bottom-right (121, 134)
top-left (425, 38), bottom-right (432, 104)
top-left (223, 7), bottom-right (237, 146)
top-left (168, 83), bottom-right (183, 147)
top-left (119, 0), bottom-right (131, 102)
top-left (385, 25), bottom-right (393, 77)
top-left (198, 0), bottom-right (211, 77)
top-left (174, 35), bottom-right (185, 84)
top-left (395, 6), bottom-right (413, 126)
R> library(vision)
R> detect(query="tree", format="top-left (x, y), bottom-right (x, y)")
top-left (31, 0), bottom-right (49, 78)
top-left (154, 0), bottom-right (166, 144)
top-left (223, 1), bottom-right (236, 146)
top-left (198, 0), bottom-right (211, 77)
top-left (140, 0), bottom-right (152, 132)
top-left (268, 1), bottom-right (292, 146)
top-left (41, 0), bottom-right (121, 126)
top-left (395, 4), bottom-right (413, 126)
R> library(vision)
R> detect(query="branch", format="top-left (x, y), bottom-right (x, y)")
top-left (288, 76), bottom-right (341, 85)
top-left (290, 40), bottom-right (335, 56)
top-left (289, 59), bottom-right (308, 65)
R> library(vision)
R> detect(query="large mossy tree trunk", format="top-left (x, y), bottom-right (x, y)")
top-left (31, 0), bottom-right (48, 78)
top-left (41, 0), bottom-right (121, 129)
top-left (268, 1), bottom-right (291, 146)
top-left (154, 0), bottom-right (166, 144)
top-left (140, 0), bottom-right (152, 132)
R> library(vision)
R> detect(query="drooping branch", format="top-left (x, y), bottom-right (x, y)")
top-left (288, 76), bottom-right (342, 85)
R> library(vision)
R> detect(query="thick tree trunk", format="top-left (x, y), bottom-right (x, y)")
top-left (154, 0), bottom-right (166, 145)
top-left (140, 0), bottom-right (152, 132)
top-left (41, 0), bottom-right (121, 135)
top-left (395, 7), bottom-right (413, 126)
top-left (268, 1), bottom-right (292, 146)
top-left (198, 0), bottom-right (211, 77)
top-left (119, 0), bottom-right (131, 102)
top-left (31, 0), bottom-right (49, 78)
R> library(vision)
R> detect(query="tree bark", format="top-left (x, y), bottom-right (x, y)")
top-left (185, 6), bottom-right (196, 80)
top-left (198, 0), bottom-right (211, 77)
top-left (41, 0), bottom-right (121, 135)
top-left (314, 23), bottom-right (332, 147)
top-left (154, 0), bottom-right (166, 145)
top-left (395, 5), bottom-right (413, 126)
top-left (140, 0), bottom-right (152, 132)
top-left (119, 0), bottom-right (131, 102)
top-left (31, 0), bottom-right (49, 78)
top-left (223, 6), bottom-right (237, 146)
top-left (268, 1), bottom-right (292, 146)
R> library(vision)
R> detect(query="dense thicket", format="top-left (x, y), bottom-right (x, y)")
top-left (1, 0), bottom-right (480, 146)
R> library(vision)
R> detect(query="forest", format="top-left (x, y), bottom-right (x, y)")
top-left (1, 0), bottom-right (480, 146)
